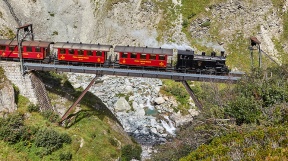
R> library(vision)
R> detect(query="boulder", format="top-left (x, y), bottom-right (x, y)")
top-left (114, 97), bottom-right (131, 112)
top-left (0, 81), bottom-right (17, 114)
top-left (154, 97), bottom-right (165, 105)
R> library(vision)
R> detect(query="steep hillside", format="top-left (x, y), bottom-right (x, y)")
top-left (0, 69), bottom-right (138, 160)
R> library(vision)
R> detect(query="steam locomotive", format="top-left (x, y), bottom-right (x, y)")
top-left (0, 39), bottom-right (229, 75)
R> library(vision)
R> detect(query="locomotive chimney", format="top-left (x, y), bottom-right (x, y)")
top-left (211, 51), bottom-right (216, 57)
top-left (221, 51), bottom-right (225, 57)
top-left (202, 52), bottom-right (205, 56)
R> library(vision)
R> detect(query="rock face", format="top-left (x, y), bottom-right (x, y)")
top-left (0, 0), bottom-right (188, 47)
top-left (0, 80), bottom-right (17, 114)
top-left (189, 0), bottom-right (283, 61)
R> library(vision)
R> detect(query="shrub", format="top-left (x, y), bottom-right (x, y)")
top-left (28, 104), bottom-right (40, 112)
top-left (182, 19), bottom-right (189, 28)
top-left (121, 144), bottom-right (142, 161)
top-left (200, 21), bottom-right (211, 27)
top-left (34, 129), bottom-right (72, 155)
top-left (59, 152), bottom-right (72, 160)
top-left (0, 114), bottom-right (25, 144)
top-left (109, 137), bottom-right (118, 147)
top-left (41, 110), bottom-right (59, 123)
top-left (225, 96), bottom-right (261, 125)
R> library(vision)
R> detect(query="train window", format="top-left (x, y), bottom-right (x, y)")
top-left (140, 54), bottom-right (146, 59)
top-left (159, 55), bottom-right (165, 60)
top-left (96, 51), bottom-right (102, 56)
top-left (35, 47), bottom-right (41, 52)
top-left (69, 49), bottom-right (74, 54)
top-left (78, 50), bottom-right (84, 55)
top-left (150, 54), bottom-right (156, 60)
top-left (60, 48), bottom-right (66, 54)
top-left (27, 46), bottom-right (32, 52)
top-left (9, 46), bottom-right (15, 51)
top-left (131, 53), bottom-right (137, 59)
top-left (122, 53), bottom-right (128, 58)
top-left (87, 50), bottom-right (93, 56)
top-left (0, 46), bottom-right (5, 50)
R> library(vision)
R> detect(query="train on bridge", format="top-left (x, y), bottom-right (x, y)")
top-left (0, 39), bottom-right (229, 75)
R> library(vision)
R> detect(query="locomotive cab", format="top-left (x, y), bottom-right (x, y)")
top-left (176, 49), bottom-right (195, 72)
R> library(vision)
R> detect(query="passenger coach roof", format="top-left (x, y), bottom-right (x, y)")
top-left (53, 42), bottom-right (112, 51)
top-left (0, 39), bottom-right (52, 47)
top-left (114, 46), bottom-right (173, 56)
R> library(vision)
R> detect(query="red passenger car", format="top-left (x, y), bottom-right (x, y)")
top-left (0, 39), bottom-right (52, 60)
top-left (54, 42), bottom-right (112, 64)
top-left (114, 46), bottom-right (173, 68)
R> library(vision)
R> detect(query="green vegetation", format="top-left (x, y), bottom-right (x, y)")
top-left (181, 125), bottom-right (288, 161)
top-left (0, 27), bottom-right (16, 39)
top-left (152, 65), bottom-right (288, 160)
top-left (121, 144), bottom-right (142, 161)
top-left (52, 31), bottom-right (58, 36)
top-left (106, 0), bottom-right (130, 10)
top-left (27, 104), bottom-right (40, 113)
top-left (160, 80), bottom-right (190, 114)
top-left (0, 11), bottom-right (3, 19)
top-left (48, 12), bottom-right (55, 17)
top-left (0, 71), bottom-right (138, 160)
top-left (0, 67), bottom-right (7, 89)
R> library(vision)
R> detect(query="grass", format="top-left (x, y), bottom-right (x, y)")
top-left (0, 71), bottom-right (136, 160)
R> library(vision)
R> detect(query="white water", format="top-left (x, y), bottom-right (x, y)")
top-left (146, 97), bottom-right (154, 110)
top-left (161, 116), bottom-right (176, 135)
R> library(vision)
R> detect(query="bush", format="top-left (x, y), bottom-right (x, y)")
top-left (59, 152), bottom-right (72, 160)
top-left (34, 129), bottom-right (72, 155)
top-left (121, 144), bottom-right (142, 161)
top-left (28, 104), bottom-right (40, 112)
top-left (225, 96), bottom-right (261, 125)
top-left (0, 114), bottom-right (25, 144)
top-left (41, 110), bottom-right (59, 123)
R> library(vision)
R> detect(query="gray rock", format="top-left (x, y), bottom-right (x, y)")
top-left (114, 97), bottom-right (131, 112)
top-left (154, 97), bottom-right (165, 105)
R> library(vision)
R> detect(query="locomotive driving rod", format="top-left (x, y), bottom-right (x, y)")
top-left (59, 75), bottom-right (98, 124)
top-left (181, 81), bottom-right (203, 111)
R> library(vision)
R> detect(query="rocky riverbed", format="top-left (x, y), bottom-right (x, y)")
top-left (66, 73), bottom-right (199, 158)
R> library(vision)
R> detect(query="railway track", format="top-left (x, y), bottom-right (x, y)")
top-left (23, 62), bottom-right (242, 83)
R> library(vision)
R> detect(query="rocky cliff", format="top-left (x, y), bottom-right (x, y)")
top-left (0, 73), bottom-right (16, 115)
